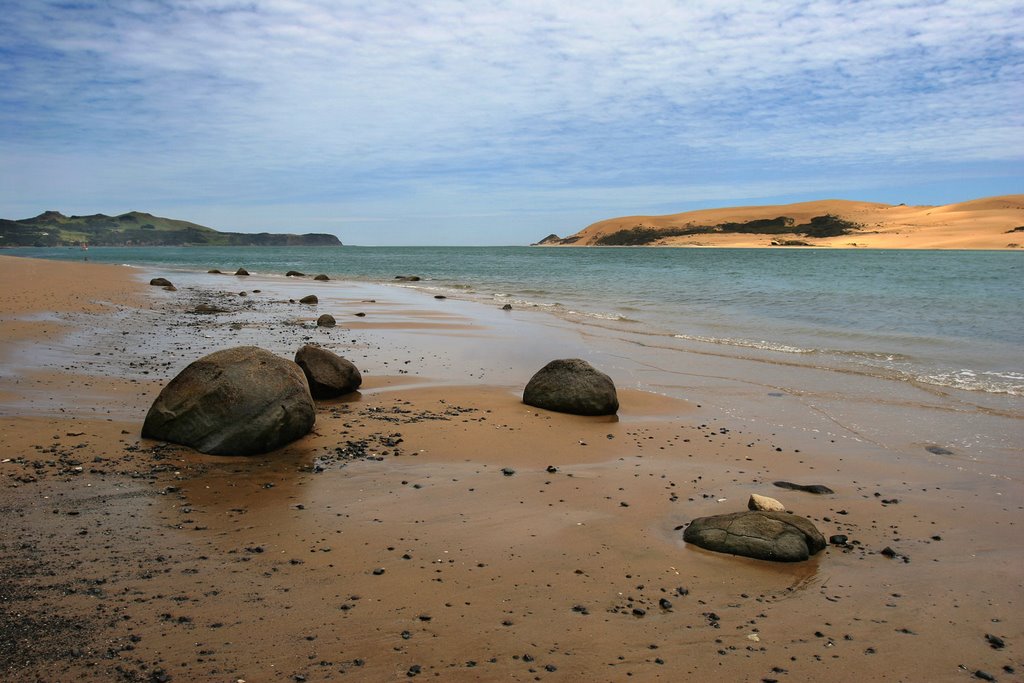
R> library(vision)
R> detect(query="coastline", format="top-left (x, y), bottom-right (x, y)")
top-left (1, 255), bottom-right (1021, 681)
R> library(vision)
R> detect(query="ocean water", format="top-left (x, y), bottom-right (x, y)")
top-left (9, 245), bottom-right (1023, 398)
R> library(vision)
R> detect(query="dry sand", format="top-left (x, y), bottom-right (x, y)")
top-left (0, 255), bottom-right (1021, 682)
top-left (553, 195), bottom-right (1024, 249)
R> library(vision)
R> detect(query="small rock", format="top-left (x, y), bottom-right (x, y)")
top-left (235, 268), bottom-right (249, 276)
top-left (207, 269), bottom-right (222, 274)
top-left (313, 274), bottom-right (330, 281)
top-left (149, 277), bottom-right (173, 287)
top-left (502, 304), bottom-right (513, 310)
top-left (434, 295), bottom-right (447, 299)
top-left (985, 633), bottom-right (1005, 649)
top-left (501, 467), bottom-right (515, 477)
top-left (286, 270), bottom-right (305, 277)
top-left (316, 314), bottom-right (336, 328)
top-left (773, 481), bottom-right (835, 494)
top-left (299, 295), bottom-right (318, 304)
top-left (829, 534), bottom-right (848, 545)
top-left (748, 493), bottom-right (786, 512)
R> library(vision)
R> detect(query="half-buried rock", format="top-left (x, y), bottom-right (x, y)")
top-left (523, 358), bottom-right (618, 416)
top-left (294, 345), bottom-right (362, 399)
top-left (316, 314), bottom-right (336, 328)
top-left (683, 510), bottom-right (826, 562)
top-left (141, 346), bottom-right (315, 455)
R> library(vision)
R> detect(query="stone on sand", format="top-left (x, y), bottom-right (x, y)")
top-left (523, 358), bottom-right (618, 416)
top-left (141, 346), bottom-right (315, 455)
top-left (299, 294), bottom-right (318, 304)
top-left (748, 493), bottom-right (786, 512)
top-left (683, 510), bottom-right (826, 562)
top-left (294, 345), bottom-right (362, 399)
top-left (149, 277), bottom-right (173, 287)
top-left (316, 314), bottom-right (336, 327)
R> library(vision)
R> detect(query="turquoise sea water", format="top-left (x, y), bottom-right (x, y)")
top-left (9, 245), bottom-right (1023, 397)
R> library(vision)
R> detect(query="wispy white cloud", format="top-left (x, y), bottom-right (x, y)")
top-left (0, 0), bottom-right (1021, 243)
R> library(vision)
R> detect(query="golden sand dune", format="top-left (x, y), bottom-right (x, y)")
top-left (548, 195), bottom-right (1024, 249)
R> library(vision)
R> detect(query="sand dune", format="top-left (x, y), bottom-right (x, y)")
top-left (550, 195), bottom-right (1024, 249)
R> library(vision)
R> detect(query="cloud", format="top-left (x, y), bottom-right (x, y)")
top-left (0, 0), bottom-right (1021, 242)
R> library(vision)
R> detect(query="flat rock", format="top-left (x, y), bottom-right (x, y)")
top-left (523, 358), bottom-right (618, 416)
top-left (294, 345), bottom-right (362, 399)
top-left (773, 481), bottom-right (835, 494)
top-left (683, 510), bottom-right (826, 562)
top-left (141, 346), bottom-right (315, 455)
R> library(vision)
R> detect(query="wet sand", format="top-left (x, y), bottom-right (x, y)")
top-left (0, 255), bottom-right (1021, 682)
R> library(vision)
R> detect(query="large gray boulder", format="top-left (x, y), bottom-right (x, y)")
top-left (294, 345), bottom-right (362, 399)
top-left (683, 510), bottom-right (826, 562)
top-left (522, 359), bottom-right (618, 416)
top-left (141, 346), bottom-right (315, 455)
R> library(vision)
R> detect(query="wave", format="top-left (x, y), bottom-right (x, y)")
top-left (673, 333), bottom-right (816, 355)
top-left (913, 369), bottom-right (1024, 396)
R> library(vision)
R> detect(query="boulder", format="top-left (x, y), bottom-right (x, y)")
top-left (141, 346), bottom-right (315, 455)
top-left (683, 511), bottom-right (826, 562)
top-left (150, 277), bottom-right (173, 287)
top-left (235, 268), bottom-right (249, 276)
top-left (299, 295), bottom-right (318, 304)
top-left (286, 270), bottom-right (306, 277)
top-left (316, 314), bottom-right (336, 328)
top-left (294, 345), bottom-right (361, 398)
top-left (748, 494), bottom-right (786, 512)
top-left (313, 274), bottom-right (330, 281)
top-left (523, 359), bottom-right (618, 416)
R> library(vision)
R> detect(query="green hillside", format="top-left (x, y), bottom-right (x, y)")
top-left (0, 211), bottom-right (342, 247)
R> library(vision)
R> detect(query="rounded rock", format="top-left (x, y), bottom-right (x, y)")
top-left (294, 345), bottom-right (362, 399)
top-left (523, 358), bottom-right (618, 416)
top-left (141, 346), bottom-right (315, 455)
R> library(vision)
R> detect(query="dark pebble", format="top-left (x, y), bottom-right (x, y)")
top-left (974, 670), bottom-right (995, 681)
top-left (985, 633), bottom-right (1005, 649)
top-left (829, 534), bottom-right (848, 545)
top-left (501, 467), bottom-right (515, 476)
top-left (659, 598), bottom-right (672, 610)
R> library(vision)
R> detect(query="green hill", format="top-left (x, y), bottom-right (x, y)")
top-left (0, 211), bottom-right (342, 247)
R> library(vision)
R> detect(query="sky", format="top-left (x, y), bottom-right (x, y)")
top-left (0, 1), bottom-right (1021, 245)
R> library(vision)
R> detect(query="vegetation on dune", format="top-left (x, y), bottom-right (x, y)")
top-left (590, 215), bottom-right (860, 246)
top-left (0, 211), bottom-right (342, 247)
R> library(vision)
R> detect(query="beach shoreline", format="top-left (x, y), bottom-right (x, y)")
top-left (1, 255), bottom-right (1021, 681)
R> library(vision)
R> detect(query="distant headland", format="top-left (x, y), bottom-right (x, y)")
top-left (0, 211), bottom-right (342, 247)
top-left (536, 195), bottom-right (1024, 249)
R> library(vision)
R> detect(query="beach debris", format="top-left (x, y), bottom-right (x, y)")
top-left (773, 481), bottom-right (835, 494)
top-left (299, 294), bottom-right (318, 304)
top-left (522, 358), bottom-right (619, 416)
top-left (748, 493), bottom-right (786, 512)
top-left (234, 268), bottom-right (249, 276)
top-left (286, 270), bottom-right (305, 277)
top-left (294, 345), bottom-right (362, 399)
top-left (193, 303), bottom-right (229, 314)
top-left (149, 277), bottom-right (173, 287)
top-left (314, 274), bottom-right (330, 280)
top-left (683, 510), bottom-right (826, 562)
top-left (316, 314), bottom-right (336, 328)
top-left (142, 346), bottom-right (315, 455)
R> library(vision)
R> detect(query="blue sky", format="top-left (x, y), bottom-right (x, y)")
top-left (1, 0), bottom-right (1021, 245)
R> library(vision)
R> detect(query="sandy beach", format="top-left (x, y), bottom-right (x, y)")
top-left (1, 254), bottom-right (1021, 682)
